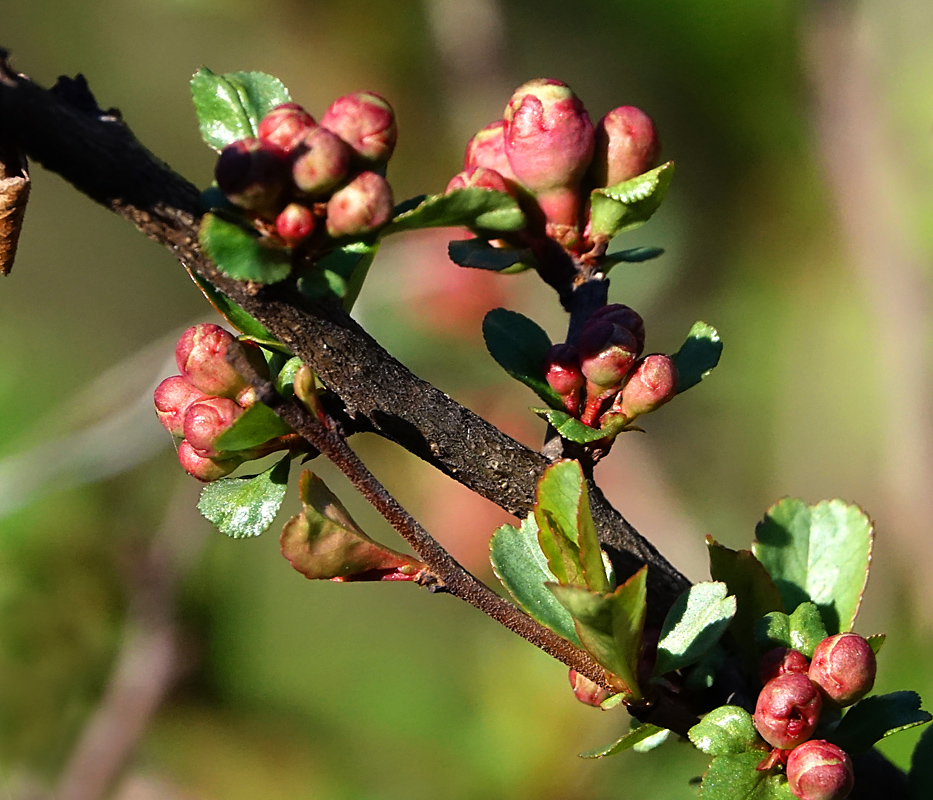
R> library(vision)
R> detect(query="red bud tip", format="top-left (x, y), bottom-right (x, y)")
top-left (291, 126), bottom-right (353, 197)
top-left (175, 324), bottom-right (250, 399)
top-left (760, 647), bottom-right (810, 686)
top-left (177, 440), bottom-right (243, 482)
top-left (618, 354), bottom-right (677, 420)
top-left (258, 103), bottom-right (317, 154)
top-left (568, 669), bottom-right (611, 707)
top-left (321, 91), bottom-right (397, 165)
top-left (808, 633), bottom-right (876, 707)
top-left (786, 740), bottom-right (854, 800)
top-left (754, 673), bottom-right (823, 750)
top-left (445, 166), bottom-right (513, 195)
top-left (578, 321), bottom-right (640, 392)
top-left (276, 202), bottom-right (317, 246)
top-left (183, 397), bottom-right (244, 458)
top-left (154, 375), bottom-right (209, 437)
top-left (463, 120), bottom-right (516, 181)
top-left (325, 171), bottom-right (394, 238)
top-left (589, 106), bottom-right (661, 187)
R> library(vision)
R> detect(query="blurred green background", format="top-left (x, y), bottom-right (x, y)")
top-left (3, 0), bottom-right (933, 797)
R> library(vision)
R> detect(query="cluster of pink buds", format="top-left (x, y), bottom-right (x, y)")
top-left (214, 92), bottom-right (397, 247)
top-left (543, 304), bottom-right (677, 431)
top-left (752, 633), bottom-right (877, 799)
top-left (449, 78), bottom-right (660, 256)
top-left (154, 324), bottom-right (298, 481)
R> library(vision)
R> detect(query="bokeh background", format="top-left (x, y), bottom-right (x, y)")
top-left (3, 1), bottom-right (933, 798)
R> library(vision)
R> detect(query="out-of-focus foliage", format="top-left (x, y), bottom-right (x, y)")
top-left (3, 0), bottom-right (933, 797)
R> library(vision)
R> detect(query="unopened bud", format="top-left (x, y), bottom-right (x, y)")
top-left (276, 202), bottom-right (317, 246)
top-left (544, 343), bottom-right (584, 415)
top-left (177, 440), bottom-right (243, 482)
top-left (214, 138), bottom-right (288, 214)
top-left (568, 668), bottom-right (611, 707)
top-left (754, 673), bottom-right (823, 750)
top-left (325, 171), bottom-right (394, 238)
top-left (154, 375), bottom-right (209, 437)
top-left (176, 324), bottom-right (251, 399)
top-left (578, 320), bottom-right (640, 392)
top-left (464, 120), bottom-right (517, 181)
top-left (446, 166), bottom-right (513, 195)
top-left (760, 647), bottom-right (810, 686)
top-left (183, 396), bottom-right (244, 458)
top-left (786, 740), bottom-right (854, 800)
top-left (618, 354), bottom-right (677, 420)
top-left (809, 633), bottom-right (876, 707)
top-left (292, 126), bottom-right (353, 197)
top-left (586, 304), bottom-right (645, 353)
top-left (321, 91), bottom-right (397, 165)
top-left (589, 106), bottom-right (661, 188)
top-left (258, 103), bottom-right (317, 154)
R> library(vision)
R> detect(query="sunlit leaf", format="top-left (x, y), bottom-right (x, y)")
top-left (380, 188), bottom-right (525, 236)
top-left (199, 212), bottom-right (292, 284)
top-left (829, 692), bottom-right (932, 754)
top-left (531, 408), bottom-right (610, 443)
top-left (213, 402), bottom-right (293, 453)
top-left (787, 601), bottom-right (828, 659)
top-left (580, 723), bottom-right (665, 759)
top-left (654, 582), bottom-right (736, 675)
top-left (689, 706), bottom-right (765, 756)
top-left (588, 162), bottom-right (674, 240)
top-left (197, 456), bottom-right (290, 538)
top-left (671, 321), bottom-right (722, 393)
top-left (699, 750), bottom-right (794, 800)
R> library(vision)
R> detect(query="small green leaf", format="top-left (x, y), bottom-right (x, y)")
top-left (532, 408), bottom-right (609, 443)
top-left (708, 537), bottom-right (784, 667)
top-left (490, 514), bottom-right (582, 646)
top-left (187, 268), bottom-right (279, 342)
top-left (699, 751), bottom-right (794, 800)
top-left (380, 188), bottom-right (525, 236)
top-left (755, 612), bottom-right (792, 653)
top-left (829, 692), bottom-right (932, 754)
top-left (599, 246), bottom-right (665, 268)
top-left (483, 309), bottom-right (563, 407)
top-left (689, 706), bottom-right (764, 756)
top-left (580, 723), bottom-right (666, 759)
top-left (274, 356), bottom-right (305, 398)
top-left (191, 68), bottom-right (291, 152)
top-left (633, 727), bottom-right (671, 752)
top-left (588, 162), bottom-right (674, 240)
top-left (534, 460), bottom-right (610, 593)
top-left (448, 239), bottom-right (534, 272)
top-left (199, 212), bottom-right (293, 284)
top-left (752, 498), bottom-right (874, 634)
top-left (197, 456), bottom-right (291, 538)
top-left (909, 723), bottom-right (933, 800)
top-left (671, 321), bottom-right (723, 393)
top-left (213, 402), bottom-right (293, 453)
top-left (299, 240), bottom-right (380, 311)
top-left (787, 602), bottom-right (828, 659)
top-left (549, 567), bottom-right (647, 699)
top-left (867, 633), bottom-right (886, 655)
top-left (654, 582), bottom-right (736, 676)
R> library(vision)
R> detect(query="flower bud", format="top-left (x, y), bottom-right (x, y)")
top-left (760, 647), bottom-right (810, 686)
top-left (568, 668), bottom-right (611, 707)
top-left (618, 354), bottom-right (677, 420)
top-left (809, 633), bottom-right (876, 707)
top-left (276, 202), bottom-right (317, 246)
top-left (463, 120), bottom-right (516, 181)
top-left (321, 91), bottom-right (397, 165)
top-left (786, 740), bottom-right (854, 800)
top-left (257, 103), bottom-right (317, 154)
top-left (175, 324), bottom-right (251, 399)
top-left (754, 673), bottom-right (823, 750)
top-left (445, 166), bottom-right (513, 195)
top-left (503, 79), bottom-right (594, 193)
top-left (183, 397), bottom-right (244, 458)
top-left (588, 106), bottom-right (661, 188)
top-left (325, 171), bottom-right (394, 238)
top-left (544, 343), bottom-right (584, 415)
top-left (586, 304), bottom-right (645, 354)
top-left (578, 320), bottom-right (640, 392)
top-left (214, 138), bottom-right (288, 214)
top-left (154, 375), bottom-right (209, 437)
top-left (177, 440), bottom-right (243, 482)
top-left (292, 126), bottom-right (353, 197)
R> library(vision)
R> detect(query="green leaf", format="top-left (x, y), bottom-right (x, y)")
top-left (685, 645), bottom-right (727, 691)
top-left (708, 537), bottom-right (784, 667)
top-left (213, 402), bottom-right (293, 453)
top-left (274, 356), bottom-right (305, 398)
top-left (671, 321), bottom-right (723, 393)
top-left (654, 582), bottom-right (736, 676)
top-left (755, 612), bottom-right (793, 653)
top-left (829, 692), bottom-right (932, 754)
top-left (549, 567), bottom-right (647, 699)
top-left (447, 239), bottom-right (534, 272)
top-left (909, 723), bottom-right (933, 800)
top-left (689, 706), bottom-right (765, 756)
top-left (197, 456), bottom-right (291, 538)
top-left (489, 514), bottom-right (582, 647)
top-left (187, 268), bottom-right (279, 342)
top-left (867, 633), bottom-right (886, 655)
top-left (298, 240), bottom-right (380, 311)
top-left (700, 751), bottom-right (794, 800)
top-left (191, 68), bottom-right (291, 151)
top-left (752, 498), bottom-right (874, 634)
top-left (599, 246), bottom-right (665, 268)
top-left (587, 162), bottom-right (674, 240)
top-left (482, 309), bottom-right (563, 407)
top-left (787, 601), bottom-right (828, 659)
top-left (380, 188), bottom-right (525, 236)
top-left (199, 213), bottom-right (293, 284)
top-left (633, 728), bottom-right (672, 752)
top-left (580, 723), bottom-right (666, 759)
top-left (531, 408), bottom-right (610, 443)
top-left (281, 471), bottom-right (425, 581)
top-left (534, 460), bottom-right (610, 593)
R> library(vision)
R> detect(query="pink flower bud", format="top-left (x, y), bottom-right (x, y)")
top-left (463, 120), bottom-right (516, 181)
top-left (589, 106), bottom-right (661, 188)
top-left (502, 79), bottom-right (594, 194)
top-left (760, 648), bottom-right (811, 686)
top-left (276, 202), bottom-right (317, 246)
top-left (257, 103), bottom-right (317, 154)
top-left (786, 740), bottom-right (854, 800)
top-left (154, 375), bottom-right (209, 437)
top-left (291, 126), bottom-right (353, 197)
top-left (618, 354), bottom-right (677, 420)
top-left (578, 321), bottom-right (641, 392)
top-left (568, 668), bottom-right (611, 707)
top-left (586, 304), bottom-right (645, 353)
top-left (445, 166), bottom-right (513, 195)
top-left (754, 673), bottom-right (823, 750)
top-left (544, 343), bottom-right (584, 415)
top-left (809, 633), bottom-right (876, 707)
top-left (214, 138), bottom-right (288, 214)
top-left (175, 324), bottom-right (252, 399)
top-left (183, 397), bottom-right (244, 458)
top-left (321, 91), bottom-right (397, 165)
top-left (325, 171), bottom-right (394, 238)
top-left (177, 440), bottom-right (243, 482)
